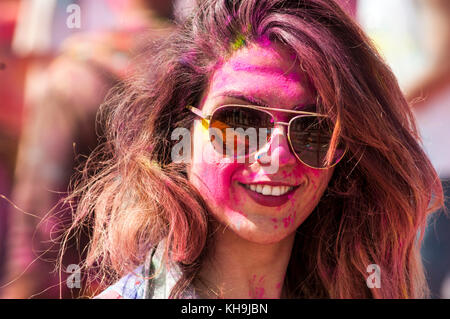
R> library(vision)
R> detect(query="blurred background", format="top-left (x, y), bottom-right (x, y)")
top-left (0, 0), bottom-right (448, 299)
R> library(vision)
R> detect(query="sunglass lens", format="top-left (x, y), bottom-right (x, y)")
top-left (289, 116), bottom-right (344, 168)
top-left (209, 106), bottom-right (273, 157)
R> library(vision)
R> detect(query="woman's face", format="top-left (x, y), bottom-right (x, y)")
top-left (188, 41), bottom-right (334, 244)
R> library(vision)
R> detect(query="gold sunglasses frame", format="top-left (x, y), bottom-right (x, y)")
top-left (186, 104), bottom-right (346, 169)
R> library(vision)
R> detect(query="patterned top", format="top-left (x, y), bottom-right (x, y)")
top-left (95, 241), bottom-right (199, 299)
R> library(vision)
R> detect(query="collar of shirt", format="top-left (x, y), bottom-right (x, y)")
top-left (95, 239), bottom-right (199, 299)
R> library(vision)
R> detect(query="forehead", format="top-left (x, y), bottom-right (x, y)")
top-left (202, 41), bottom-right (315, 110)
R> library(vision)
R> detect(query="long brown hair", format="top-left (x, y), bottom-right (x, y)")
top-left (62, 0), bottom-right (443, 298)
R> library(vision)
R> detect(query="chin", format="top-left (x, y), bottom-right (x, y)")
top-left (227, 220), bottom-right (297, 245)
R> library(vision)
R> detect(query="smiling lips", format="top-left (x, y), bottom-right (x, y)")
top-left (242, 183), bottom-right (294, 196)
top-left (238, 182), bottom-right (301, 207)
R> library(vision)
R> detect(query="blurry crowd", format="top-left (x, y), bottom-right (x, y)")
top-left (0, 0), bottom-right (449, 299)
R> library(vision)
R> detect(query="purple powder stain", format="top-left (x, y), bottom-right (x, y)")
top-left (285, 70), bottom-right (302, 83)
top-left (257, 35), bottom-right (271, 47)
top-left (309, 168), bottom-right (322, 178)
top-left (282, 215), bottom-right (291, 228)
top-left (271, 217), bottom-right (279, 228)
top-left (282, 211), bottom-right (297, 228)
top-left (289, 52), bottom-right (297, 61)
top-left (249, 275), bottom-right (266, 298)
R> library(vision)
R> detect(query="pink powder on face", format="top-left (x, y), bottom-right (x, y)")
top-left (193, 149), bottom-right (245, 209)
top-left (207, 167), bottom-right (235, 205)
top-left (257, 35), bottom-right (271, 48)
top-left (289, 52), bottom-right (297, 61)
top-left (282, 215), bottom-right (292, 228)
top-left (271, 217), bottom-right (279, 229)
top-left (285, 69), bottom-right (303, 83)
top-left (231, 61), bottom-right (284, 74)
top-left (309, 168), bottom-right (321, 178)
top-left (225, 52), bottom-right (310, 106)
top-left (282, 211), bottom-right (297, 228)
top-left (191, 42), bottom-right (332, 238)
top-left (229, 62), bottom-right (304, 94)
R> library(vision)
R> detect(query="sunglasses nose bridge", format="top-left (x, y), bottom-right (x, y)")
top-left (256, 121), bottom-right (297, 167)
top-left (270, 121), bottom-right (290, 140)
top-left (273, 121), bottom-right (290, 128)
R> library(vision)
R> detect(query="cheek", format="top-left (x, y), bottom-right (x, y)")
top-left (275, 163), bottom-right (323, 185)
top-left (301, 166), bottom-right (332, 206)
top-left (189, 128), bottom-right (244, 206)
top-left (191, 161), bottom-right (234, 205)
top-left (282, 164), bottom-right (332, 213)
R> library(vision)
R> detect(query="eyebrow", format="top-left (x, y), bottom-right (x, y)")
top-left (214, 91), bottom-right (315, 111)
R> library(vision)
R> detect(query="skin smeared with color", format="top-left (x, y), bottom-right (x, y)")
top-left (66, 0), bottom-right (444, 300)
top-left (248, 275), bottom-right (266, 298)
top-left (188, 41), bottom-right (334, 298)
top-left (190, 42), bottom-right (333, 243)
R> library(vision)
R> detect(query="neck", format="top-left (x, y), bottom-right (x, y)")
top-left (197, 226), bottom-right (295, 299)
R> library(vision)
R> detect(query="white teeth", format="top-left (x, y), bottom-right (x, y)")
top-left (272, 186), bottom-right (281, 196)
top-left (262, 185), bottom-right (271, 195)
top-left (257, 184), bottom-right (263, 193)
top-left (243, 183), bottom-right (295, 196)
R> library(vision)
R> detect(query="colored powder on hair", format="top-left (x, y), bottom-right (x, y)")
top-left (231, 33), bottom-right (246, 51)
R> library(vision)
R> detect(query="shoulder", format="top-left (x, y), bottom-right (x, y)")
top-left (93, 240), bottom-right (198, 299)
top-left (94, 265), bottom-right (147, 299)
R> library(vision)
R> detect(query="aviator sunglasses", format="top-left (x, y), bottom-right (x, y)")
top-left (186, 104), bottom-right (346, 169)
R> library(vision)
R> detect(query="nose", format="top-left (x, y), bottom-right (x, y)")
top-left (254, 125), bottom-right (297, 167)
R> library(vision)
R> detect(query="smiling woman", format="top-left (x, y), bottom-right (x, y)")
top-left (63, 0), bottom-right (444, 299)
